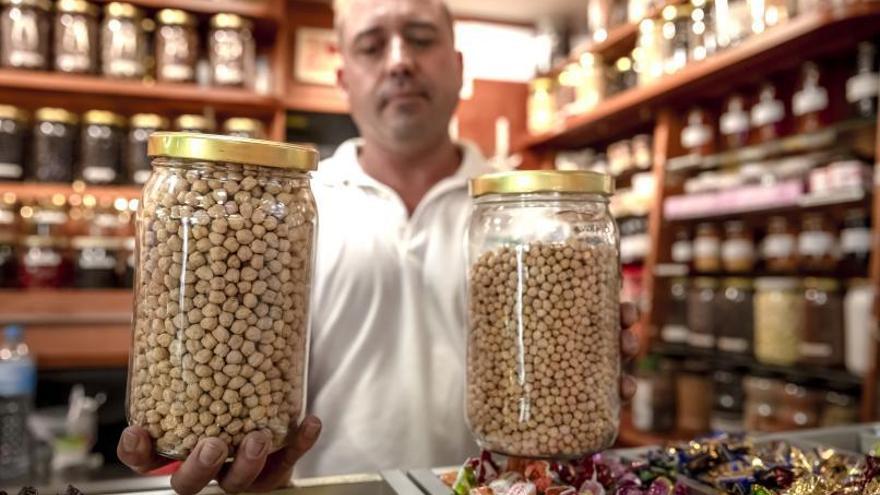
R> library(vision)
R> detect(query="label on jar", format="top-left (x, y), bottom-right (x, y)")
top-left (10, 50), bottom-right (45, 69)
top-left (799, 341), bottom-right (833, 359)
top-left (671, 240), bottom-right (693, 263)
top-left (162, 64), bottom-right (194, 81)
top-left (751, 100), bottom-right (785, 127)
top-left (661, 324), bottom-right (689, 344)
top-left (0, 163), bottom-right (23, 179)
top-left (681, 124), bottom-right (712, 150)
top-left (793, 86), bottom-right (829, 117)
top-left (688, 332), bottom-right (715, 349)
top-left (694, 237), bottom-right (720, 259)
top-left (78, 247), bottom-right (116, 270)
top-left (82, 166), bottom-right (117, 184)
top-left (632, 378), bottom-right (654, 431)
top-left (108, 59), bottom-right (143, 78)
top-left (56, 53), bottom-right (91, 73)
top-left (24, 247), bottom-right (61, 268)
top-left (722, 239), bottom-right (755, 263)
top-left (847, 73), bottom-right (880, 103)
top-left (718, 336), bottom-right (749, 353)
top-left (799, 231), bottom-right (835, 257)
top-left (720, 111), bottom-right (750, 135)
top-left (762, 234), bottom-right (796, 259)
top-left (215, 64), bottom-right (244, 86)
top-left (134, 170), bottom-right (152, 184)
top-left (841, 227), bottom-right (872, 254)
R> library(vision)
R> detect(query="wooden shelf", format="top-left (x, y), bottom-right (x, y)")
top-left (286, 84), bottom-right (349, 114)
top-left (2, 182), bottom-right (142, 202)
top-left (92, 0), bottom-right (283, 22)
top-left (522, 2), bottom-right (880, 151)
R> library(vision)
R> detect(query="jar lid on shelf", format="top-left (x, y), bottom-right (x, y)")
top-left (157, 8), bottom-right (196, 26)
top-left (148, 132), bottom-right (319, 171)
top-left (84, 110), bottom-right (126, 127)
top-left (35, 107), bottom-right (78, 125)
top-left (469, 170), bottom-right (614, 197)
top-left (0, 104), bottom-right (28, 122)
top-left (105, 2), bottom-right (140, 18)
top-left (211, 12), bottom-right (249, 29)
top-left (803, 277), bottom-right (840, 292)
top-left (131, 113), bottom-right (169, 130)
top-left (755, 277), bottom-right (801, 291)
top-left (223, 118), bottom-right (264, 135)
top-left (1, 0), bottom-right (50, 11)
top-left (57, 0), bottom-right (98, 15)
top-left (722, 278), bottom-right (753, 289)
top-left (174, 114), bottom-right (213, 132)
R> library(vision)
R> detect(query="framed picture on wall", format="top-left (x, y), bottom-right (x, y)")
top-left (294, 27), bottom-right (342, 86)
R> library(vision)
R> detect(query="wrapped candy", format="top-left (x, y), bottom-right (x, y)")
top-left (470, 488), bottom-right (494, 495)
top-left (508, 482), bottom-right (539, 495)
top-left (490, 472), bottom-right (525, 494)
top-left (453, 465), bottom-right (477, 495)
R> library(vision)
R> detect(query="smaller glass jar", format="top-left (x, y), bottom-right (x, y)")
top-left (754, 277), bottom-right (803, 366)
top-left (800, 277), bottom-right (844, 367)
top-left (0, 193), bottom-right (19, 288)
top-left (847, 42), bottom-right (879, 119)
top-left (671, 227), bottom-right (693, 266)
top-left (820, 391), bottom-right (859, 427)
top-left (660, 3), bottom-right (692, 75)
top-left (694, 222), bottom-right (721, 272)
top-left (0, 104), bottom-right (28, 181)
top-left (778, 383), bottom-right (820, 430)
top-left (528, 78), bottom-right (556, 135)
top-left (681, 107), bottom-right (715, 156)
top-left (762, 216), bottom-right (798, 273)
top-left (720, 94), bottom-right (751, 150)
top-left (78, 110), bottom-right (126, 185)
top-left (101, 2), bottom-right (146, 79)
top-left (676, 361), bottom-right (712, 434)
top-left (751, 82), bottom-right (786, 144)
top-left (31, 107), bottom-right (79, 182)
top-left (126, 113), bottom-right (168, 185)
top-left (798, 213), bottom-right (837, 273)
top-left (209, 13), bottom-right (255, 88)
top-left (792, 62), bottom-right (831, 134)
top-left (687, 277), bottom-right (717, 350)
top-left (1, 0), bottom-right (51, 70)
top-left (223, 117), bottom-right (265, 139)
top-left (17, 235), bottom-right (70, 288)
top-left (632, 356), bottom-right (676, 433)
top-left (845, 279), bottom-right (875, 377)
top-left (711, 370), bottom-right (744, 433)
top-left (717, 278), bottom-right (753, 355)
top-left (662, 277), bottom-right (690, 345)
top-left (743, 375), bottom-right (783, 432)
top-left (155, 9), bottom-right (198, 83)
top-left (840, 208), bottom-right (871, 277)
top-left (174, 114), bottom-right (213, 133)
top-left (722, 220), bottom-right (755, 273)
top-left (54, 0), bottom-right (99, 74)
top-left (72, 235), bottom-right (121, 288)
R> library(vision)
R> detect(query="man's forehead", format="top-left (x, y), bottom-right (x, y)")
top-left (337, 0), bottom-right (448, 38)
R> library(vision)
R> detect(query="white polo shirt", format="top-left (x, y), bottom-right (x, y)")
top-left (294, 139), bottom-right (492, 478)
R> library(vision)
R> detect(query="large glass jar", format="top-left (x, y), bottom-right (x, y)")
top-left (32, 107), bottom-right (78, 182)
top-left (717, 278), bottom-right (753, 355)
top-left (155, 9), bottom-right (198, 83)
top-left (54, 0), bottom-right (99, 74)
top-left (762, 215), bottom-right (798, 273)
top-left (101, 2), bottom-right (146, 79)
top-left (0, 193), bottom-right (18, 288)
top-left (744, 375), bottom-right (783, 432)
top-left (466, 170), bottom-right (619, 458)
top-left (223, 118), bottom-right (265, 139)
top-left (661, 277), bottom-right (690, 345)
top-left (72, 235), bottom-right (121, 288)
top-left (129, 133), bottom-right (318, 458)
top-left (800, 277), bottom-right (843, 367)
top-left (754, 277), bottom-right (803, 366)
top-left (18, 235), bottom-right (70, 288)
top-left (127, 114), bottom-right (169, 185)
top-left (1, 0), bottom-right (51, 70)
top-left (78, 110), bottom-right (126, 185)
top-left (208, 13), bottom-right (255, 88)
top-left (0, 104), bottom-right (28, 181)
top-left (687, 277), bottom-right (717, 350)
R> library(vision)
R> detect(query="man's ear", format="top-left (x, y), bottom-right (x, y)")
top-left (337, 67), bottom-right (347, 93)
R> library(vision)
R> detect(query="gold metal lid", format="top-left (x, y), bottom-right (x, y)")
top-left (57, 0), bottom-right (98, 15)
top-left (804, 277), bottom-right (840, 292)
top-left (131, 113), bottom-right (169, 130)
top-left (174, 114), bottom-right (213, 132)
top-left (105, 2), bottom-right (140, 18)
top-left (35, 107), bottom-right (78, 125)
top-left (530, 77), bottom-right (554, 92)
top-left (223, 117), bottom-right (264, 135)
top-left (0, 104), bottom-right (28, 122)
top-left (1, 0), bottom-right (51, 11)
top-left (723, 278), bottom-right (753, 289)
top-left (470, 170), bottom-right (614, 198)
top-left (211, 13), bottom-right (248, 29)
top-left (83, 110), bottom-right (126, 127)
top-left (157, 8), bottom-right (196, 26)
top-left (148, 132), bottom-right (319, 171)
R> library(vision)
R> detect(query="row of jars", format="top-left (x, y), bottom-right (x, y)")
top-left (0, 104), bottom-right (267, 184)
top-left (661, 276), bottom-right (876, 375)
top-left (0, 1), bottom-right (256, 87)
top-left (672, 209), bottom-right (872, 276)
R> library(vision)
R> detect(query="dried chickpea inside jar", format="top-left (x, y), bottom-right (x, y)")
top-left (128, 133), bottom-right (318, 459)
top-left (466, 170), bottom-right (620, 459)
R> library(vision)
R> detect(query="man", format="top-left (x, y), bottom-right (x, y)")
top-left (118, 0), bottom-right (639, 492)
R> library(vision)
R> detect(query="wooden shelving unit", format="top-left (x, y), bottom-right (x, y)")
top-left (2, 182), bottom-right (143, 202)
top-left (91, 0), bottom-right (284, 22)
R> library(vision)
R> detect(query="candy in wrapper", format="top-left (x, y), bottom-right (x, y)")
top-left (469, 488), bottom-right (494, 495)
top-left (534, 476), bottom-right (554, 493)
top-left (750, 486), bottom-right (776, 495)
top-left (525, 461), bottom-right (553, 482)
top-left (579, 479), bottom-right (606, 495)
top-left (507, 481), bottom-right (538, 495)
top-left (646, 477), bottom-right (674, 495)
top-left (489, 472), bottom-right (524, 494)
top-left (545, 486), bottom-right (577, 495)
top-left (453, 465), bottom-right (477, 495)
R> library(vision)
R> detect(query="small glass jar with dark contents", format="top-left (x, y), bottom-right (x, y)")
top-left (0, 193), bottom-right (19, 288)
top-left (800, 277), bottom-right (844, 367)
top-left (155, 9), bottom-right (198, 83)
top-left (1, 0), bottom-right (51, 70)
top-left (798, 213), bottom-right (837, 273)
top-left (126, 113), bottom-right (168, 185)
top-left (687, 277), bottom-right (717, 350)
top-left (717, 278), bottom-right (753, 355)
top-left (840, 208), bottom-right (871, 277)
top-left (662, 277), bottom-right (690, 345)
top-left (174, 114), bottom-right (213, 133)
top-left (101, 2), bottom-right (146, 79)
top-left (54, 0), bottom-right (99, 74)
top-left (223, 117), bottom-right (265, 139)
top-left (209, 13), bottom-right (255, 88)
top-left (721, 94), bottom-right (751, 150)
top-left (72, 235), bottom-right (121, 288)
top-left (762, 216), bottom-right (798, 273)
top-left (711, 370), bottom-right (745, 433)
top-left (78, 110), bottom-right (126, 185)
top-left (18, 235), bottom-right (70, 288)
top-left (32, 107), bottom-right (79, 182)
top-left (751, 82), bottom-right (786, 144)
top-left (0, 104), bottom-right (28, 181)
top-left (778, 383), bottom-right (820, 430)
top-left (792, 61), bottom-right (831, 134)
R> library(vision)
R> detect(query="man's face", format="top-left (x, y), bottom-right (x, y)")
top-left (337, 0), bottom-right (463, 151)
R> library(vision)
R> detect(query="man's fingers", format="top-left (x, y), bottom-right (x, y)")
top-left (621, 302), bottom-right (639, 329)
top-left (170, 438), bottom-right (228, 495)
top-left (117, 426), bottom-right (169, 475)
top-left (218, 431), bottom-right (272, 493)
top-left (251, 415), bottom-right (322, 491)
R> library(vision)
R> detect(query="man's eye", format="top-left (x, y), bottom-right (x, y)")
top-left (356, 40), bottom-right (383, 56)
top-left (409, 36), bottom-right (435, 48)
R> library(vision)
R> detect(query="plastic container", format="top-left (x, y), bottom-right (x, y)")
top-left (466, 170), bottom-right (619, 458)
top-left (0, 105), bottom-right (28, 180)
top-left (0, 0), bottom-right (50, 70)
top-left (53, 0), bottom-right (99, 74)
top-left (208, 13), bottom-right (255, 88)
top-left (101, 2), bottom-right (146, 79)
top-left (0, 325), bottom-right (37, 481)
top-left (78, 110), bottom-right (126, 185)
top-left (128, 133), bottom-right (319, 458)
top-left (155, 9), bottom-right (198, 83)
top-left (31, 107), bottom-right (79, 182)
top-left (754, 277), bottom-right (803, 366)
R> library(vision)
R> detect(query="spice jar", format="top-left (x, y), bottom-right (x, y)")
top-left (847, 42), bottom-right (879, 119)
top-left (762, 216), bottom-right (798, 273)
top-left (681, 107), bottom-right (715, 156)
top-left (798, 213), bottom-right (837, 273)
top-left (694, 222), bottom-right (721, 272)
top-left (845, 279), bottom-right (875, 377)
top-left (101, 2), bottom-right (146, 79)
top-left (1, 0), bottom-right (51, 70)
top-left (754, 277), bottom-right (803, 366)
top-left (744, 376), bottom-right (783, 432)
top-left (631, 356), bottom-right (676, 433)
top-left (717, 278), bottom-right (753, 355)
top-left (528, 78), bottom-right (556, 135)
top-left (17, 235), bottom-right (70, 288)
top-left (209, 13), bottom-right (255, 88)
top-left (722, 220), bottom-right (755, 273)
top-left (660, 3), bottom-right (692, 75)
top-left (800, 278), bottom-right (844, 367)
top-left (31, 107), bottom-right (78, 182)
top-left (751, 82), bottom-right (786, 144)
top-left (720, 94), bottom-right (751, 149)
top-left (54, 0), bottom-right (99, 73)
top-left (174, 114), bottom-right (213, 133)
top-left (840, 208), bottom-right (871, 277)
top-left (711, 370), bottom-right (744, 433)
top-left (223, 118), bottom-right (265, 139)
top-left (0, 104), bottom-right (28, 180)
top-left (466, 170), bottom-right (619, 458)
top-left (72, 236), bottom-right (120, 288)
top-left (155, 9), bottom-right (198, 83)
top-left (792, 62), bottom-right (830, 134)
top-left (129, 133), bottom-right (318, 458)
top-left (676, 361), bottom-right (712, 434)
top-left (687, 277), bottom-right (717, 350)
top-left (662, 277), bottom-right (690, 345)
top-left (778, 383), bottom-right (819, 430)
top-left (78, 110), bottom-right (126, 185)
top-left (127, 113), bottom-right (168, 185)
top-left (0, 194), bottom-right (18, 288)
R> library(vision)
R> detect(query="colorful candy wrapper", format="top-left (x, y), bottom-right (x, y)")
top-left (469, 488), bottom-right (494, 495)
top-left (578, 479), bottom-right (606, 495)
top-left (507, 481), bottom-right (538, 495)
top-left (645, 476), bottom-right (674, 495)
top-left (453, 465), bottom-right (477, 495)
top-left (545, 486), bottom-right (577, 495)
top-left (525, 461), bottom-right (553, 482)
top-left (750, 486), bottom-right (776, 495)
top-left (489, 472), bottom-right (524, 494)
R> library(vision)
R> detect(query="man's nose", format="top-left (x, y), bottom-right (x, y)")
top-left (386, 35), bottom-right (415, 77)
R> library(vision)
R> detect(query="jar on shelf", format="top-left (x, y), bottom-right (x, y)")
top-left (72, 235), bottom-right (121, 288)
top-left (689, 0), bottom-right (717, 62)
top-left (78, 110), bottom-right (126, 185)
top-left (743, 375), bottom-right (783, 432)
top-left (717, 278), bottom-right (753, 355)
top-left (798, 213), bottom-right (837, 273)
top-left (694, 222), bottom-right (721, 272)
top-left (155, 9), bottom-right (198, 83)
top-left (792, 62), bottom-right (831, 134)
top-left (714, 0), bottom-right (751, 48)
top-left (1, 0), bottom-right (51, 70)
top-left (762, 215), bottom-right (798, 273)
top-left (662, 277), bottom-right (690, 345)
top-left (607, 139), bottom-right (633, 177)
top-left (22, 194), bottom-right (69, 237)
top-left (127, 113), bottom-right (169, 185)
top-left (847, 41), bottom-right (879, 119)
top-left (223, 118), bottom-right (266, 139)
top-left (661, 3), bottom-right (692, 75)
top-left (676, 361), bottom-right (712, 434)
top-left (17, 235), bottom-right (70, 288)
top-left (466, 170), bottom-right (619, 458)
top-left (711, 369), bottom-right (745, 433)
top-left (820, 391), bottom-right (859, 427)
top-left (209, 13), bottom-right (255, 88)
top-left (631, 134), bottom-right (653, 170)
top-left (101, 2), bottom-right (146, 79)
top-left (54, 0), bottom-right (99, 74)
top-left (778, 383), bottom-right (820, 430)
top-left (721, 220), bottom-right (755, 273)
top-left (681, 107), bottom-right (715, 156)
top-left (754, 277), bottom-right (803, 366)
top-left (636, 17), bottom-right (665, 85)
top-left (800, 277), bottom-right (844, 367)
top-left (31, 107), bottom-right (79, 182)
top-left (174, 114), bottom-right (213, 133)
top-left (129, 133), bottom-right (318, 458)
top-left (0, 104), bottom-right (28, 181)
top-left (845, 279), bottom-right (876, 377)
top-left (751, 0), bottom-right (792, 34)
top-left (0, 194), bottom-right (19, 288)
top-left (575, 53), bottom-right (605, 114)
top-left (528, 78), bottom-right (557, 135)
top-left (751, 82), bottom-right (786, 144)
top-left (687, 277), bottom-right (717, 350)
top-left (720, 94), bottom-right (751, 150)
top-left (840, 208), bottom-right (871, 277)
top-left (671, 227), bottom-right (693, 266)
top-left (631, 356), bottom-right (676, 433)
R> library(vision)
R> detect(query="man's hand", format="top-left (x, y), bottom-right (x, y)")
top-left (620, 302), bottom-right (641, 403)
top-left (118, 415), bottom-right (322, 495)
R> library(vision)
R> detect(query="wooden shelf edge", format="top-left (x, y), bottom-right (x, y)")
top-left (0, 289), bottom-right (133, 326)
top-left (2, 182), bottom-right (143, 202)
top-left (286, 84), bottom-right (350, 114)
top-left (93, 0), bottom-right (283, 21)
